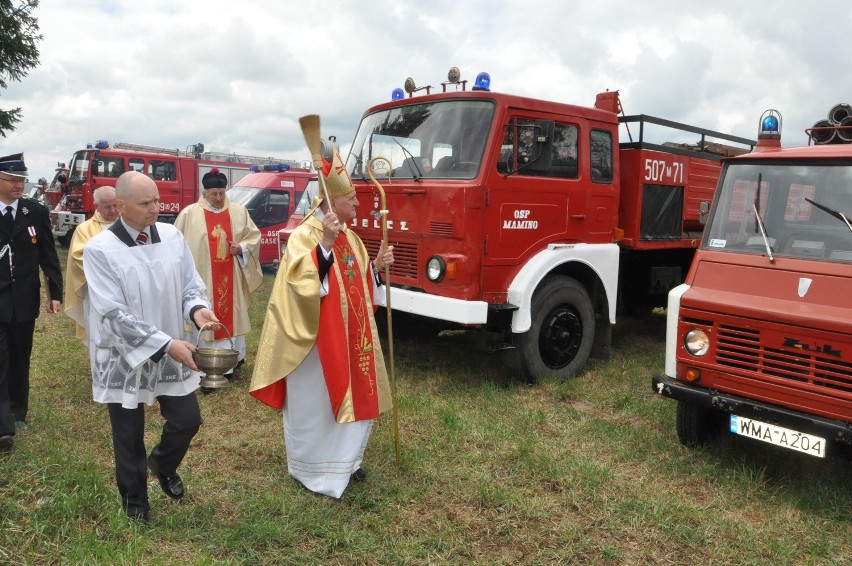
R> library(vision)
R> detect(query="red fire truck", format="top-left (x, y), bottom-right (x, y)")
top-left (49, 140), bottom-right (296, 245)
top-left (227, 164), bottom-right (317, 267)
top-left (652, 109), bottom-right (852, 458)
top-left (338, 69), bottom-right (754, 381)
top-left (275, 180), bottom-right (319, 265)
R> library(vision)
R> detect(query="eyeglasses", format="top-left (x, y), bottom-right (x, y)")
top-left (0, 176), bottom-right (27, 185)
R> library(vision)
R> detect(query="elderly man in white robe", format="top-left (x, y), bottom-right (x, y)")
top-left (83, 171), bottom-right (218, 524)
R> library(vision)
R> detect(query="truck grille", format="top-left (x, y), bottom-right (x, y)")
top-left (716, 323), bottom-right (852, 393)
top-left (430, 222), bottom-right (454, 237)
top-left (362, 237), bottom-right (419, 282)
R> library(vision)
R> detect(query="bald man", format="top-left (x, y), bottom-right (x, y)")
top-left (82, 171), bottom-right (218, 523)
top-left (64, 186), bottom-right (120, 342)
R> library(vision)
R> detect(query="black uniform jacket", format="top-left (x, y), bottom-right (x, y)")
top-left (0, 197), bottom-right (63, 322)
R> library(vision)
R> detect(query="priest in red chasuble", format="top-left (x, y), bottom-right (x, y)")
top-left (250, 117), bottom-right (394, 498)
top-left (175, 169), bottom-right (263, 378)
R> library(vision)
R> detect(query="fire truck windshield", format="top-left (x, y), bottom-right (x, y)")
top-left (68, 151), bottom-right (90, 182)
top-left (294, 180), bottom-right (319, 215)
top-left (704, 160), bottom-right (852, 262)
top-left (346, 99), bottom-right (494, 181)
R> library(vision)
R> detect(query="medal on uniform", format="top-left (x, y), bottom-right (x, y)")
top-left (28, 225), bottom-right (36, 243)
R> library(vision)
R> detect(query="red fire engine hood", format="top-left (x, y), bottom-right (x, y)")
top-left (683, 254), bottom-right (851, 332)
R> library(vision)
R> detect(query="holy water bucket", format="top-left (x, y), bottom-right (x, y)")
top-left (192, 323), bottom-right (239, 390)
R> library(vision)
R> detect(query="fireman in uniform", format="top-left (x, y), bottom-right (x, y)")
top-left (0, 153), bottom-right (63, 451)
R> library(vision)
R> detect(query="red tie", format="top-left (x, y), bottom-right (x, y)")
top-left (136, 231), bottom-right (148, 245)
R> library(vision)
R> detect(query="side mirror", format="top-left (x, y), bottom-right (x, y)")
top-left (699, 201), bottom-right (710, 224)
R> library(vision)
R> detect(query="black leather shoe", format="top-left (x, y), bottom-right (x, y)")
top-left (127, 510), bottom-right (150, 525)
top-left (351, 468), bottom-right (366, 482)
top-left (159, 474), bottom-right (184, 499)
top-left (148, 455), bottom-right (185, 500)
top-left (0, 435), bottom-right (13, 453)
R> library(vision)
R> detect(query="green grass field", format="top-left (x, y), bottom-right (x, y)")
top-left (0, 251), bottom-right (850, 565)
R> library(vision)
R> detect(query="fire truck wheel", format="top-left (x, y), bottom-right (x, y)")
top-left (675, 400), bottom-right (724, 446)
top-left (503, 275), bottom-right (594, 383)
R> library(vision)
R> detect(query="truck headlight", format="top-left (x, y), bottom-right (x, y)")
top-left (684, 329), bottom-right (710, 356)
top-left (426, 256), bottom-right (446, 282)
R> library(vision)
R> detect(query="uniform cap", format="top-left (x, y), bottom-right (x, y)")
top-left (0, 153), bottom-right (28, 178)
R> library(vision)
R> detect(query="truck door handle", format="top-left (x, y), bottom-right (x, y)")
top-left (403, 189), bottom-right (426, 195)
top-left (570, 214), bottom-right (586, 220)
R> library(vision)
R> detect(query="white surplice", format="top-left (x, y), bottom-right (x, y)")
top-left (83, 223), bottom-right (209, 409)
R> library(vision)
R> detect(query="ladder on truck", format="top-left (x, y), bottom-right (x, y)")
top-left (112, 142), bottom-right (298, 167)
top-left (114, 142), bottom-right (181, 156)
top-left (200, 150), bottom-right (300, 168)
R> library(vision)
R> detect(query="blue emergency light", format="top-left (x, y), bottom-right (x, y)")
top-left (472, 72), bottom-right (491, 92)
top-left (96, 140), bottom-right (110, 149)
top-left (758, 110), bottom-right (781, 139)
top-left (391, 88), bottom-right (405, 101)
top-left (263, 163), bottom-right (290, 172)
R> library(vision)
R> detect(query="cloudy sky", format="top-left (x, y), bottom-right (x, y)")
top-left (1, 0), bottom-right (850, 180)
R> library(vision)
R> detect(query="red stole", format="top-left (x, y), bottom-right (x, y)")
top-left (204, 208), bottom-right (234, 341)
top-left (316, 233), bottom-right (381, 421)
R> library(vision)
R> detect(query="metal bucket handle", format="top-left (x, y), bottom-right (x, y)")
top-left (196, 321), bottom-right (235, 350)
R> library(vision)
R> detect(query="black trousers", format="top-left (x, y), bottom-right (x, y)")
top-left (107, 393), bottom-right (202, 516)
top-left (0, 319), bottom-right (35, 435)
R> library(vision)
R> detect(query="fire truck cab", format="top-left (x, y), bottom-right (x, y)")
top-left (342, 69), bottom-right (753, 381)
top-left (227, 165), bottom-right (318, 267)
top-left (652, 110), bottom-right (852, 458)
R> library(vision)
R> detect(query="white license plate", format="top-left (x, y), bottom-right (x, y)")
top-left (730, 415), bottom-right (826, 458)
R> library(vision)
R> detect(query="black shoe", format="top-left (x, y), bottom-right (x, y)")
top-left (127, 510), bottom-right (150, 525)
top-left (0, 435), bottom-right (12, 453)
top-left (148, 455), bottom-right (185, 500)
top-left (351, 468), bottom-right (366, 482)
top-left (158, 474), bottom-right (184, 500)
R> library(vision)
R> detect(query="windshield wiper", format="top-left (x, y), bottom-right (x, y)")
top-left (392, 138), bottom-right (423, 180)
top-left (805, 197), bottom-right (852, 234)
top-left (350, 150), bottom-right (365, 179)
top-left (751, 173), bottom-right (774, 262)
top-left (752, 203), bottom-right (775, 262)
